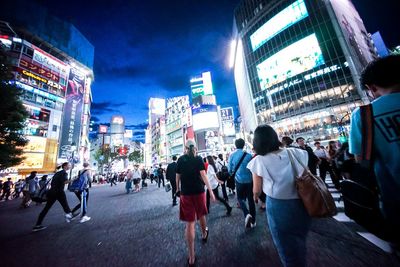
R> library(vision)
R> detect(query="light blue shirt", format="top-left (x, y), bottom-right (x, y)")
top-left (228, 149), bottom-right (253, 184)
top-left (349, 92), bottom-right (400, 217)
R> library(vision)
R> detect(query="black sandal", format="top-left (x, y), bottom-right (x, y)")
top-left (202, 227), bottom-right (209, 243)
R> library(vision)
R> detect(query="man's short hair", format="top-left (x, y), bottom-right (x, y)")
top-left (61, 162), bottom-right (69, 168)
top-left (172, 155), bottom-right (177, 161)
top-left (296, 137), bottom-right (305, 143)
top-left (235, 138), bottom-right (245, 149)
top-left (360, 55), bottom-right (400, 90)
top-left (83, 163), bottom-right (89, 168)
top-left (314, 141), bottom-right (320, 146)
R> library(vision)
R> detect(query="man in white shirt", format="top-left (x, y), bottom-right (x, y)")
top-left (313, 142), bottom-right (333, 183)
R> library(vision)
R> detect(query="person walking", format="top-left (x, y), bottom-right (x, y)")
top-left (0, 178), bottom-right (13, 201)
top-left (327, 140), bottom-right (341, 188)
top-left (228, 138), bottom-right (255, 228)
top-left (33, 163), bottom-right (74, 231)
top-left (216, 154), bottom-right (229, 201)
top-left (296, 137), bottom-right (319, 175)
top-left (176, 140), bottom-right (215, 266)
top-left (21, 171), bottom-right (39, 208)
top-left (110, 173), bottom-right (117, 186)
top-left (247, 125), bottom-right (310, 267)
top-left (157, 164), bottom-right (165, 188)
top-left (166, 156), bottom-right (178, 206)
top-left (125, 169), bottom-right (133, 194)
top-left (13, 179), bottom-right (23, 199)
top-left (314, 142), bottom-right (333, 183)
top-left (206, 156), bottom-right (232, 216)
top-left (132, 165), bottom-right (141, 192)
top-left (349, 55), bottom-right (400, 250)
top-left (70, 163), bottom-right (92, 223)
top-left (141, 168), bottom-right (148, 188)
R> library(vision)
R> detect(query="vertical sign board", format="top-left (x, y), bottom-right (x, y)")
top-left (59, 68), bottom-right (86, 159)
top-left (220, 107), bottom-right (236, 136)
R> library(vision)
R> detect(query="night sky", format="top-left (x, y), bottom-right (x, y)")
top-left (6, 0), bottom-right (400, 141)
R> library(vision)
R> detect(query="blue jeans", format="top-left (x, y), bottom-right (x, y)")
top-left (236, 182), bottom-right (255, 223)
top-left (266, 196), bottom-right (311, 267)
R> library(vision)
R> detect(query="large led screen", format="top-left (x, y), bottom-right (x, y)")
top-left (250, 0), bottom-right (308, 51)
top-left (192, 105), bottom-right (219, 132)
top-left (256, 33), bottom-right (325, 90)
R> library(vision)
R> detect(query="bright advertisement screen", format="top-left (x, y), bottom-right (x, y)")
top-left (192, 105), bottom-right (219, 132)
top-left (250, 0), bottom-right (308, 51)
top-left (256, 33), bottom-right (325, 90)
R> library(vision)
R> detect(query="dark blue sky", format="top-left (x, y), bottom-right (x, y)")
top-left (11, 0), bottom-right (400, 141)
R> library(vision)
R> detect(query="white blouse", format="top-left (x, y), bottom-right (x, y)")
top-left (207, 165), bottom-right (219, 190)
top-left (247, 148), bottom-right (308, 200)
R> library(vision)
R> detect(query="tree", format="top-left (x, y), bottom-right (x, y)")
top-left (93, 147), bottom-right (119, 174)
top-left (128, 150), bottom-right (143, 164)
top-left (0, 44), bottom-right (28, 170)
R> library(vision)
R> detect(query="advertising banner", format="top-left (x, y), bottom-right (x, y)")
top-left (58, 68), bottom-right (86, 159)
top-left (220, 107), bottom-right (235, 136)
top-left (20, 57), bottom-right (60, 83)
top-left (32, 46), bottom-right (69, 78)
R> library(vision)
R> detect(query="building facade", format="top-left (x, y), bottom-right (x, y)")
top-left (0, 18), bottom-right (93, 176)
top-left (232, 0), bottom-right (377, 141)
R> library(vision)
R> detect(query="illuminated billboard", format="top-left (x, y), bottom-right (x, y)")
top-left (220, 107), bottom-right (235, 136)
top-left (250, 0), bottom-right (308, 51)
top-left (190, 72), bottom-right (213, 98)
top-left (192, 104), bottom-right (219, 132)
top-left (256, 33), bottom-right (325, 90)
top-left (149, 98), bottom-right (166, 116)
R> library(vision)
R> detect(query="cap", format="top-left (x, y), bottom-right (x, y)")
top-left (185, 139), bottom-right (197, 149)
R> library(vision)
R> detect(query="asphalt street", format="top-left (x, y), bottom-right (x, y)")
top-left (0, 181), bottom-right (399, 267)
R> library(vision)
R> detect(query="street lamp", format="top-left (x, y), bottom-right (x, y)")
top-left (69, 142), bottom-right (77, 179)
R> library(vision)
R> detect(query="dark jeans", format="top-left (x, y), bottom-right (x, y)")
top-left (110, 179), bottom-right (117, 186)
top-left (170, 179), bottom-right (177, 204)
top-left (221, 182), bottom-right (228, 200)
top-left (158, 175), bottom-right (165, 188)
top-left (1, 190), bottom-right (11, 200)
top-left (236, 182), bottom-right (256, 223)
top-left (72, 189), bottom-right (89, 217)
top-left (36, 191), bottom-right (71, 225)
top-left (318, 159), bottom-right (334, 182)
top-left (206, 186), bottom-right (231, 213)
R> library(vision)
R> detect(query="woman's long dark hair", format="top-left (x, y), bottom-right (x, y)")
top-left (188, 145), bottom-right (195, 158)
top-left (206, 155), bottom-right (217, 173)
top-left (253, 125), bottom-right (281, 156)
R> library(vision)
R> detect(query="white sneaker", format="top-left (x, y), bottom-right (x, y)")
top-left (65, 213), bottom-right (73, 223)
top-left (245, 214), bottom-right (252, 228)
top-left (80, 216), bottom-right (91, 223)
top-left (250, 222), bottom-right (257, 228)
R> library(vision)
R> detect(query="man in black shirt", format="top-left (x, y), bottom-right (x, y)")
top-left (296, 137), bottom-right (319, 175)
top-left (157, 164), bottom-right (165, 188)
top-left (166, 156), bottom-right (178, 206)
top-left (33, 162), bottom-right (74, 232)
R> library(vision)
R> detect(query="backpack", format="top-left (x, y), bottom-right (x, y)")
top-left (68, 170), bottom-right (88, 192)
top-left (217, 162), bottom-right (230, 181)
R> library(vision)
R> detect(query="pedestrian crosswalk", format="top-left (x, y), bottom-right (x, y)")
top-left (326, 177), bottom-right (393, 253)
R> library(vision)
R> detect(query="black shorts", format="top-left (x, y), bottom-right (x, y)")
top-left (133, 178), bottom-right (140, 185)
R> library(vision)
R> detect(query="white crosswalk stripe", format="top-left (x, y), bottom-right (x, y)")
top-left (325, 177), bottom-right (393, 253)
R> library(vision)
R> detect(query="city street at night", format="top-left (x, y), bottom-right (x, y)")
top-left (0, 181), bottom-right (398, 267)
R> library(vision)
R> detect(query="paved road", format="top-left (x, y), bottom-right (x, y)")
top-left (0, 181), bottom-right (399, 267)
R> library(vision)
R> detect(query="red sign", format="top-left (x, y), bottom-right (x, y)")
top-left (19, 58), bottom-right (60, 83)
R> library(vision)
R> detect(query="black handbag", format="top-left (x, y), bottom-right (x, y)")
top-left (339, 105), bottom-right (391, 240)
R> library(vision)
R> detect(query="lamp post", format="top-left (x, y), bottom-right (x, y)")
top-left (69, 142), bottom-right (77, 179)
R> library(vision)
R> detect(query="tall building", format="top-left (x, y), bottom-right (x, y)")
top-left (0, 10), bottom-right (93, 176)
top-left (148, 98), bottom-right (166, 165)
top-left (232, 0), bottom-right (377, 141)
top-left (190, 72), bottom-right (222, 156)
top-left (165, 96), bottom-right (191, 159)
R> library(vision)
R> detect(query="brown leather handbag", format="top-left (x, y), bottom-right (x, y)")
top-left (287, 149), bottom-right (337, 218)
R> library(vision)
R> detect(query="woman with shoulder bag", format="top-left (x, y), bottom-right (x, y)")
top-left (247, 125), bottom-right (310, 267)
